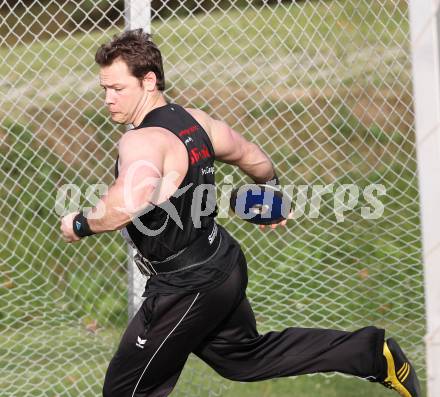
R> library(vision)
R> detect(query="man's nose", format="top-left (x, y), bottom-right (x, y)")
top-left (105, 89), bottom-right (115, 105)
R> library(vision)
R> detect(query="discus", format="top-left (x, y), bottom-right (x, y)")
top-left (229, 183), bottom-right (290, 225)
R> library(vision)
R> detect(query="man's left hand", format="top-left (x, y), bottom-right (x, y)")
top-left (60, 212), bottom-right (81, 243)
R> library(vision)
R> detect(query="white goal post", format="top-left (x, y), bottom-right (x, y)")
top-left (409, 1), bottom-right (440, 396)
top-left (124, 0), bottom-right (152, 319)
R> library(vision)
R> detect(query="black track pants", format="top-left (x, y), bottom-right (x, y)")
top-left (103, 258), bottom-right (385, 397)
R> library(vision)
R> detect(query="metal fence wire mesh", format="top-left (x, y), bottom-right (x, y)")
top-left (0, 0), bottom-right (425, 396)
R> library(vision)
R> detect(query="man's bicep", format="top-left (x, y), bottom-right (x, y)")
top-left (210, 119), bottom-right (248, 164)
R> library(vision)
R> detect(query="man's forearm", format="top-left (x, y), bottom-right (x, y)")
top-left (86, 183), bottom-right (134, 233)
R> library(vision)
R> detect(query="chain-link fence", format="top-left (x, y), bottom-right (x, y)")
top-left (1, 0), bottom-right (424, 396)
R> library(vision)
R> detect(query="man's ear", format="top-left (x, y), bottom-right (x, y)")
top-left (142, 71), bottom-right (157, 91)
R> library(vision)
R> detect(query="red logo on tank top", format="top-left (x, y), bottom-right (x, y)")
top-left (178, 125), bottom-right (198, 137)
top-left (190, 145), bottom-right (211, 165)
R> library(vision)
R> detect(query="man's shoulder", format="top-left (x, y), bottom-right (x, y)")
top-left (184, 107), bottom-right (213, 140)
top-left (117, 126), bottom-right (188, 175)
top-left (118, 126), bottom-right (176, 149)
top-left (185, 107), bottom-right (210, 124)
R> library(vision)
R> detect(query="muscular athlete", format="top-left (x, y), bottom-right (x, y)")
top-left (60, 29), bottom-right (421, 397)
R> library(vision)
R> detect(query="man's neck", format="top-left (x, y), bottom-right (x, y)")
top-left (132, 92), bottom-right (167, 127)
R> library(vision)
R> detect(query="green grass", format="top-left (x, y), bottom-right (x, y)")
top-left (0, 326), bottom-right (118, 396)
top-left (0, 0), bottom-right (424, 396)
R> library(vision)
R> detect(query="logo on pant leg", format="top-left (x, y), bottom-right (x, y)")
top-left (136, 336), bottom-right (147, 349)
top-left (208, 223), bottom-right (218, 245)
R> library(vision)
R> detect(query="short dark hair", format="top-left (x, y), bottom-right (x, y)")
top-left (95, 29), bottom-right (165, 91)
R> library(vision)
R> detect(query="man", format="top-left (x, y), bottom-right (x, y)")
top-left (60, 29), bottom-right (421, 397)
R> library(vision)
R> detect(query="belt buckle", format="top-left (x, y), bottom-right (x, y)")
top-left (134, 252), bottom-right (156, 276)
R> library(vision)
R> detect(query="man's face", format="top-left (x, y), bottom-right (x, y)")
top-left (99, 58), bottom-right (146, 125)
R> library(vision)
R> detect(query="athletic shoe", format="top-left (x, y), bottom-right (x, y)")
top-left (381, 338), bottom-right (421, 397)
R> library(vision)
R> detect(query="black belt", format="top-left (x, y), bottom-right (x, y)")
top-left (133, 223), bottom-right (222, 276)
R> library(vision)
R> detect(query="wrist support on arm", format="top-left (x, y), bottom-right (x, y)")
top-left (72, 211), bottom-right (95, 238)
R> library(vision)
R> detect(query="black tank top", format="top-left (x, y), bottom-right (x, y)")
top-left (115, 103), bottom-right (242, 294)
top-left (116, 103), bottom-right (217, 261)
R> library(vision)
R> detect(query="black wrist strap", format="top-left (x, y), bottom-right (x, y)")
top-left (72, 211), bottom-right (95, 238)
